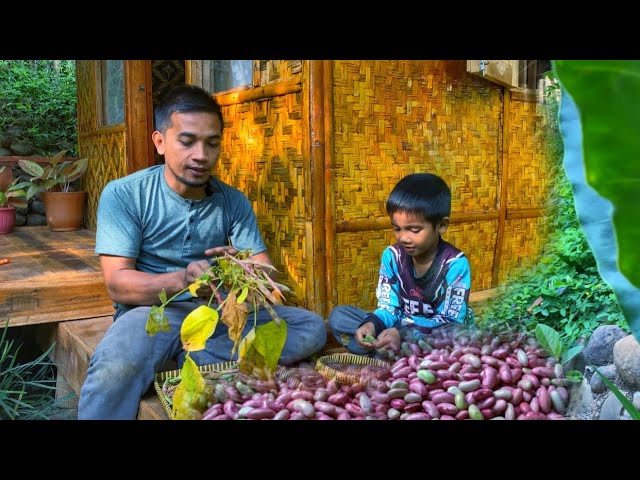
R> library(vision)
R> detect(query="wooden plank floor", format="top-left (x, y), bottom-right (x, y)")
top-left (0, 226), bottom-right (114, 327)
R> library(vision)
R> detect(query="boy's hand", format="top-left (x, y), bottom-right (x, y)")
top-left (355, 322), bottom-right (377, 350)
top-left (373, 328), bottom-right (401, 352)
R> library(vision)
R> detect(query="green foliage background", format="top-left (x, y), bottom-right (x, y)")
top-left (0, 60), bottom-right (77, 156)
top-left (477, 75), bottom-right (627, 345)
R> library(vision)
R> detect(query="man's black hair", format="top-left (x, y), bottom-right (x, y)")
top-left (386, 173), bottom-right (451, 224)
top-left (154, 84), bottom-right (223, 134)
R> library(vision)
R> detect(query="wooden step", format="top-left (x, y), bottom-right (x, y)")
top-left (37, 316), bottom-right (169, 420)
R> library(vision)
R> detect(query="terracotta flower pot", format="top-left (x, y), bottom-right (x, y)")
top-left (0, 205), bottom-right (16, 234)
top-left (41, 191), bottom-right (86, 231)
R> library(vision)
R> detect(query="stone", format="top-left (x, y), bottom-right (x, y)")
top-left (589, 364), bottom-right (618, 394)
top-left (599, 392), bottom-right (624, 420)
top-left (583, 325), bottom-right (628, 366)
top-left (613, 335), bottom-right (640, 389)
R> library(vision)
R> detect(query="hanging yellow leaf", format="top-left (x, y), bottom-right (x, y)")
top-left (181, 305), bottom-right (219, 352)
top-left (238, 334), bottom-right (268, 377)
top-left (146, 305), bottom-right (170, 335)
top-left (238, 327), bottom-right (256, 364)
top-left (221, 291), bottom-right (249, 356)
top-left (172, 354), bottom-right (205, 420)
top-left (238, 319), bottom-right (287, 378)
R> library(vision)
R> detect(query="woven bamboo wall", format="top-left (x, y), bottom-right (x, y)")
top-left (498, 99), bottom-right (552, 282)
top-left (214, 62), bottom-right (307, 306)
top-left (76, 61), bottom-right (97, 134)
top-left (259, 60), bottom-right (302, 84)
top-left (506, 101), bottom-right (549, 210)
top-left (498, 216), bottom-right (551, 284)
top-left (76, 61), bottom-right (128, 231)
top-left (80, 130), bottom-right (127, 231)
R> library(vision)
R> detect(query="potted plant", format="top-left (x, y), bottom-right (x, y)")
top-left (0, 167), bottom-right (31, 234)
top-left (18, 150), bottom-right (88, 232)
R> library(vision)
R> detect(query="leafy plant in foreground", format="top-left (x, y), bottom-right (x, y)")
top-left (145, 250), bottom-right (290, 419)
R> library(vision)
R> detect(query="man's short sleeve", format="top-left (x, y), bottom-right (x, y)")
top-left (95, 182), bottom-right (141, 258)
top-left (226, 188), bottom-right (267, 255)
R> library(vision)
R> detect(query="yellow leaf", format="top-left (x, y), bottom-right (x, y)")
top-left (237, 286), bottom-right (249, 304)
top-left (172, 355), bottom-right (205, 420)
top-left (180, 305), bottom-right (219, 352)
top-left (238, 327), bottom-right (256, 362)
top-left (188, 280), bottom-right (204, 297)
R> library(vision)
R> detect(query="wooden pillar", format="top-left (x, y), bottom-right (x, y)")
top-left (492, 89), bottom-right (510, 286)
top-left (309, 61), bottom-right (328, 317)
top-left (124, 60), bottom-right (153, 174)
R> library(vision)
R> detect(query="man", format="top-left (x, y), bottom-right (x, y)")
top-left (78, 84), bottom-right (326, 420)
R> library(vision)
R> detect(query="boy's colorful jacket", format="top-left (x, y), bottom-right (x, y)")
top-left (366, 239), bottom-right (471, 334)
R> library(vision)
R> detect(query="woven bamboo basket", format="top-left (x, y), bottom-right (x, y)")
top-left (315, 353), bottom-right (391, 385)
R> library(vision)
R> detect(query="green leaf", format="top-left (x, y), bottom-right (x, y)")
top-left (555, 61), bottom-right (640, 342)
top-left (561, 344), bottom-right (583, 365)
top-left (564, 370), bottom-right (583, 383)
top-left (593, 367), bottom-right (640, 420)
top-left (145, 305), bottom-right (170, 335)
top-left (237, 286), bottom-right (249, 304)
top-left (253, 320), bottom-right (287, 374)
top-left (535, 323), bottom-right (563, 360)
top-left (158, 289), bottom-right (167, 304)
top-left (17, 159), bottom-right (44, 178)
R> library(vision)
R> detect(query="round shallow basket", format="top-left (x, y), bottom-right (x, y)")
top-left (315, 353), bottom-right (392, 385)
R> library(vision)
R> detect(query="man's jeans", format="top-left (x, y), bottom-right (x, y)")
top-left (78, 299), bottom-right (327, 419)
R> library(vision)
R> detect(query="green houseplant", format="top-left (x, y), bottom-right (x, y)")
top-left (0, 168), bottom-right (31, 234)
top-left (18, 150), bottom-right (88, 232)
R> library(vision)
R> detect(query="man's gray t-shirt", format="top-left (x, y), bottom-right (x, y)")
top-left (96, 165), bottom-right (267, 302)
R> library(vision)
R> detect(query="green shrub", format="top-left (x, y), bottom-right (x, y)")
top-left (0, 60), bottom-right (77, 156)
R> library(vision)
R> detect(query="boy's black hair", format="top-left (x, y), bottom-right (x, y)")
top-left (154, 84), bottom-right (223, 134)
top-left (386, 173), bottom-right (451, 224)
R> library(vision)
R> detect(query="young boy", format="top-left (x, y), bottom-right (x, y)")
top-left (328, 173), bottom-right (471, 355)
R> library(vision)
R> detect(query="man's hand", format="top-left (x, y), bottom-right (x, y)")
top-left (204, 245), bottom-right (238, 258)
top-left (185, 246), bottom-right (239, 298)
top-left (183, 259), bottom-right (214, 297)
top-left (373, 328), bottom-right (401, 353)
top-left (355, 322), bottom-right (377, 350)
